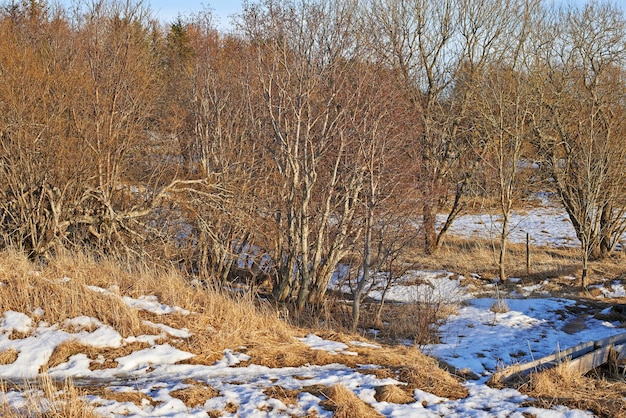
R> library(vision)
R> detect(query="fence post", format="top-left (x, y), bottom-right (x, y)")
top-left (526, 232), bottom-right (531, 276)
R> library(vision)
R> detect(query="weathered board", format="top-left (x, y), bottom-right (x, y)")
top-left (490, 331), bottom-right (626, 384)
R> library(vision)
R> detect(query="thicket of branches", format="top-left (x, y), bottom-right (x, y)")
top-left (1, 0), bottom-right (626, 311)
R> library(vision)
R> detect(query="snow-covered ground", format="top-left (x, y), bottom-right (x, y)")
top-left (440, 199), bottom-right (626, 249)
top-left (441, 207), bottom-right (578, 248)
top-left (1, 204), bottom-right (625, 417)
top-left (2, 276), bottom-right (622, 416)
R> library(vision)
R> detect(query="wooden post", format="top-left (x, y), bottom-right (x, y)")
top-left (526, 233), bottom-right (530, 276)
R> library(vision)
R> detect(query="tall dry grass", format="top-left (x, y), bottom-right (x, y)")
top-left (408, 234), bottom-right (626, 294)
top-left (0, 248), bottom-right (470, 413)
top-left (0, 250), bottom-right (293, 358)
top-left (0, 374), bottom-right (100, 418)
top-left (409, 235), bottom-right (583, 281)
top-left (318, 384), bottom-right (384, 418)
top-left (520, 361), bottom-right (626, 417)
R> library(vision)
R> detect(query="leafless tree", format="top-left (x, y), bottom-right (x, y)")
top-left (529, 2), bottom-right (626, 287)
top-left (0, 0), bottom-right (218, 260)
top-left (241, 0), bottom-right (367, 309)
top-left (364, 0), bottom-right (533, 254)
top-left (345, 64), bottom-right (420, 331)
top-left (472, 1), bottom-right (539, 281)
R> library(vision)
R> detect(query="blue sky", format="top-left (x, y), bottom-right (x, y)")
top-left (148, 0), bottom-right (243, 26)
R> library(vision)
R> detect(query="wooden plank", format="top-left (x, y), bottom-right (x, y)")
top-left (490, 332), bottom-right (626, 384)
top-left (593, 332), bottom-right (626, 348)
top-left (491, 340), bottom-right (595, 383)
top-left (565, 345), bottom-right (613, 375)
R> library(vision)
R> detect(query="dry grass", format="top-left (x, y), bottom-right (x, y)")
top-left (44, 340), bottom-right (89, 371)
top-left (409, 235), bottom-right (582, 282)
top-left (374, 385), bottom-right (416, 404)
top-left (0, 249), bottom-right (472, 413)
top-left (406, 235), bottom-right (626, 298)
top-left (263, 385), bottom-right (302, 406)
top-left (365, 301), bottom-right (455, 345)
top-left (519, 362), bottom-right (626, 417)
top-left (83, 387), bottom-right (158, 407)
top-left (44, 340), bottom-right (151, 371)
top-left (0, 348), bottom-right (18, 365)
top-left (0, 251), bottom-right (147, 338)
top-left (169, 289), bottom-right (293, 360)
top-left (317, 384), bottom-right (383, 418)
top-left (0, 374), bottom-right (101, 418)
top-left (241, 332), bottom-right (468, 400)
top-left (169, 379), bottom-right (219, 408)
top-left (490, 299), bottom-right (509, 313)
top-left (0, 250), bottom-right (294, 358)
top-left (395, 364), bottom-right (468, 400)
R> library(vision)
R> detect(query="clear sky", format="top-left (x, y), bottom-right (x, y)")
top-left (148, 0), bottom-right (243, 27)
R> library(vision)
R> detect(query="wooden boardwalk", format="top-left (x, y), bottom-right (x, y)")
top-left (490, 332), bottom-right (626, 384)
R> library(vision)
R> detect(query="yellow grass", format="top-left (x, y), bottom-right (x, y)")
top-left (44, 340), bottom-right (151, 372)
top-left (169, 379), bottom-right (219, 408)
top-left (0, 250), bottom-right (293, 358)
top-left (83, 387), bottom-right (157, 407)
top-left (373, 385), bottom-right (416, 404)
top-left (0, 348), bottom-right (18, 366)
top-left (0, 374), bottom-right (101, 418)
top-left (241, 332), bottom-right (468, 400)
top-left (318, 384), bottom-right (383, 418)
top-left (0, 249), bottom-right (471, 414)
top-left (263, 385), bottom-right (302, 406)
top-left (519, 361), bottom-right (626, 417)
top-left (0, 251), bottom-right (147, 338)
top-left (410, 235), bottom-right (582, 282)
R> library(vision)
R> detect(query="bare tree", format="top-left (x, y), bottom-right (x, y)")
top-left (344, 64), bottom-right (420, 331)
top-left (472, 1), bottom-right (539, 281)
top-left (0, 0), bottom-right (218, 260)
top-left (529, 2), bottom-right (626, 287)
top-left (241, 0), bottom-right (366, 309)
top-left (364, 0), bottom-right (532, 254)
top-left (158, 12), bottom-right (265, 283)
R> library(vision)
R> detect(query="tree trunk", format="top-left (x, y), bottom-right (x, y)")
top-left (499, 233), bottom-right (507, 282)
top-left (598, 204), bottom-right (613, 259)
top-left (423, 201), bottom-right (437, 255)
top-left (499, 212), bottom-right (509, 282)
top-left (352, 210), bottom-right (373, 332)
top-left (581, 239), bottom-right (590, 290)
top-left (581, 254), bottom-right (589, 290)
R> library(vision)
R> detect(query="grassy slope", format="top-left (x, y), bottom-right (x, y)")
top-left (0, 250), bottom-right (466, 417)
